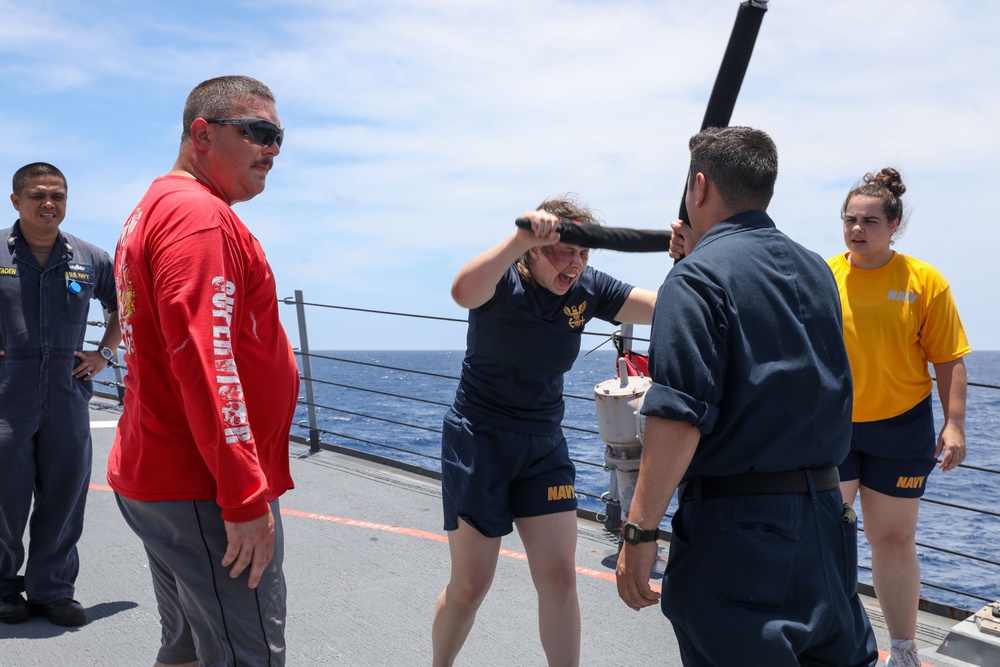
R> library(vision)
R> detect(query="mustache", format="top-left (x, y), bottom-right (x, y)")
top-left (255, 157), bottom-right (274, 169)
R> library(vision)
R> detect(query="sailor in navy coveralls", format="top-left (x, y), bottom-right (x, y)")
top-left (616, 128), bottom-right (878, 667)
top-left (0, 163), bottom-right (119, 627)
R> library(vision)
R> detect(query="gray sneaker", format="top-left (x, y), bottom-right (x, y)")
top-left (886, 640), bottom-right (922, 667)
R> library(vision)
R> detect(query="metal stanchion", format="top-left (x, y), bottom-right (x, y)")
top-left (293, 290), bottom-right (321, 454)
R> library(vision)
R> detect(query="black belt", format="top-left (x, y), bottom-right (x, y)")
top-left (678, 468), bottom-right (840, 504)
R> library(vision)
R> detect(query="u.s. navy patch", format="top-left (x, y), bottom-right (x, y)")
top-left (65, 263), bottom-right (94, 284)
top-left (0, 265), bottom-right (18, 277)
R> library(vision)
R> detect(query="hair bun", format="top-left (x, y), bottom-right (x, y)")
top-left (867, 167), bottom-right (906, 197)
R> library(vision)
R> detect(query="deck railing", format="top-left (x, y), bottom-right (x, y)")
top-left (87, 291), bottom-right (1000, 621)
top-left (281, 291), bottom-right (1000, 621)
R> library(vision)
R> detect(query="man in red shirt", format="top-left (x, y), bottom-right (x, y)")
top-left (109, 75), bottom-right (298, 667)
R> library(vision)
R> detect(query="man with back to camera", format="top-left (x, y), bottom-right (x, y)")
top-left (615, 126), bottom-right (878, 666)
top-left (109, 75), bottom-right (299, 666)
top-left (0, 162), bottom-right (121, 627)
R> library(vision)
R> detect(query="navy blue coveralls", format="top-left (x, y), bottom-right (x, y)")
top-left (641, 211), bottom-right (878, 667)
top-left (0, 221), bottom-right (115, 604)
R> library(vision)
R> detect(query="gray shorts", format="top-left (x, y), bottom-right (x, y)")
top-left (116, 494), bottom-right (286, 666)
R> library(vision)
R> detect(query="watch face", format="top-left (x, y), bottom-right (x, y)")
top-left (100, 347), bottom-right (114, 360)
top-left (624, 522), bottom-right (656, 544)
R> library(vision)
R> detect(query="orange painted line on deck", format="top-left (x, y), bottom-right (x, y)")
top-left (279, 506), bottom-right (661, 593)
top-left (280, 508), bottom-right (449, 544)
top-left (90, 484), bottom-right (660, 593)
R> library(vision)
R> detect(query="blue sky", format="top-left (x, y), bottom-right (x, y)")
top-left (4, 0), bottom-right (998, 350)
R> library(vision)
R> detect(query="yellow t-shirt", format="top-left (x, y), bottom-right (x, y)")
top-left (826, 252), bottom-right (971, 422)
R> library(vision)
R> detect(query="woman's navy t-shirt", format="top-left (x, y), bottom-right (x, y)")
top-left (453, 263), bottom-right (633, 435)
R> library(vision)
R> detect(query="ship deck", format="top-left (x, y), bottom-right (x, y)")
top-left (0, 401), bottom-right (990, 666)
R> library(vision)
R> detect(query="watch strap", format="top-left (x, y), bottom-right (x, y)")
top-left (623, 522), bottom-right (660, 544)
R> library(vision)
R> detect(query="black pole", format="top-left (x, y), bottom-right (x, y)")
top-left (514, 217), bottom-right (672, 252)
top-left (676, 1), bottom-right (768, 252)
top-left (699, 1), bottom-right (769, 131)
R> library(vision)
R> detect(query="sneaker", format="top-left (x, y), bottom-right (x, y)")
top-left (0, 592), bottom-right (30, 624)
top-left (28, 597), bottom-right (88, 627)
top-left (887, 639), bottom-right (922, 667)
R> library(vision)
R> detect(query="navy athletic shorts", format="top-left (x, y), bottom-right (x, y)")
top-left (441, 408), bottom-right (577, 538)
top-left (839, 395), bottom-right (937, 499)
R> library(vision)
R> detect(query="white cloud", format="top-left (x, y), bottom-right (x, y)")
top-left (2, 0), bottom-right (997, 349)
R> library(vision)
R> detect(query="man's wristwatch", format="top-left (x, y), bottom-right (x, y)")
top-left (98, 346), bottom-right (115, 362)
top-left (623, 521), bottom-right (661, 545)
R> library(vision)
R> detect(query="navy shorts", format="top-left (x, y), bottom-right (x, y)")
top-left (441, 408), bottom-right (577, 538)
top-left (839, 395), bottom-right (937, 499)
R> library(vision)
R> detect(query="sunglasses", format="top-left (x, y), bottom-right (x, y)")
top-left (205, 118), bottom-right (284, 147)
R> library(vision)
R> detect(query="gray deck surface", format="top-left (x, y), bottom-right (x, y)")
top-left (0, 401), bottom-right (984, 666)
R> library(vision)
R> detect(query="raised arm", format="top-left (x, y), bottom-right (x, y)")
top-left (451, 210), bottom-right (560, 309)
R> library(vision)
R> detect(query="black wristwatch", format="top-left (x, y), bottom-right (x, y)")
top-left (623, 521), bottom-right (660, 545)
top-left (98, 346), bottom-right (115, 362)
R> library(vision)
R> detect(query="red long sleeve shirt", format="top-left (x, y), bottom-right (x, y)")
top-left (108, 176), bottom-right (298, 522)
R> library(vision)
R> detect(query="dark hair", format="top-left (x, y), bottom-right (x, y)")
top-left (517, 194), bottom-right (600, 278)
top-left (841, 167), bottom-right (908, 243)
top-left (535, 195), bottom-right (600, 226)
top-left (12, 162), bottom-right (66, 195)
top-left (181, 75), bottom-right (276, 143)
top-left (687, 126), bottom-right (777, 212)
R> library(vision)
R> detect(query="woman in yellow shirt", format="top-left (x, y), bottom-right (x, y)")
top-left (827, 167), bottom-right (971, 667)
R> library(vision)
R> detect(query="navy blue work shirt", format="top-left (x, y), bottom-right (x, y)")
top-left (455, 263), bottom-right (632, 435)
top-left (640, 210), bottom-right (852, 477)
top-left (0, 221), bottom-right (116, 364)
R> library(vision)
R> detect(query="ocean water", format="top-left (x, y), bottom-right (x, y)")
top-left (295, 349), bottom-right (1000, 611)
